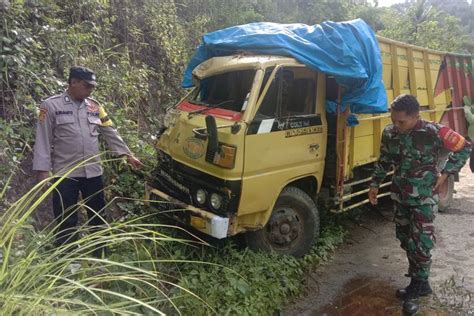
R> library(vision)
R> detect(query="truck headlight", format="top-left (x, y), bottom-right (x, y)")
top-left (195, 189), bottom-right (207, 205)
top-left (210, 193), bottom-right (223, 210)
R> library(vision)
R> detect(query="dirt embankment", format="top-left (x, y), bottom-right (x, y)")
top-left (284, 164), bottom-right (474, 315)
top-left (2, 152), bottom-right (54, 228)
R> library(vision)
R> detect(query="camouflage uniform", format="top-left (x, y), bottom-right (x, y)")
top-left (370, 119), bottom-right (471, 280)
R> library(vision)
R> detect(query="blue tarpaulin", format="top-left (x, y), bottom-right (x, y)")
top-left (182, 19), bottom-right (388, 114)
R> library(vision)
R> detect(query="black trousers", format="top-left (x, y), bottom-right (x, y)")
top-left (52, 176), bottom-right (107, 246)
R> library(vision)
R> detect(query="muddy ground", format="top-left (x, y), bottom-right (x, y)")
top-left (284, 164), bottom-right (474, 315)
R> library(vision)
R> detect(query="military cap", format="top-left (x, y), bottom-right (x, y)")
top-left (69, 66), bottom-right (97, 86)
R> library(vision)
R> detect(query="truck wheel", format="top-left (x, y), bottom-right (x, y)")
top-left (245, 186), bottom-right (320, 257)
top-left (438, 175), bottom-right (454, 212)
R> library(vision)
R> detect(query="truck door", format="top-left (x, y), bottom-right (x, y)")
top-left (239, 66), bottom-right (327, 219)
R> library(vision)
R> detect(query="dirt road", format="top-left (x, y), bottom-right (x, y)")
top-left (284, 164), bottom-right (474, 315)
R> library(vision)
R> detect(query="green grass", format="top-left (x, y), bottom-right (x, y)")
top-left (155, 223), bottom-right (346, 315)
top-left (1, 157), bottom-right (347, 315)
top-left (0, 159), bottom-right (214, 315)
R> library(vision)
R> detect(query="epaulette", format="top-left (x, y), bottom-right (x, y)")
top-left (384, 124), bottom-right (397, 134)
top-left (44, 95), bottom-right (61, 102)
top-left (87, 97), bottom-right (101, 107)
top-left (424, 121), bottom-right (442, 135)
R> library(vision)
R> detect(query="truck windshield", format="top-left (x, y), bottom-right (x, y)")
top-left (190, 69), bottom-right (256, 112)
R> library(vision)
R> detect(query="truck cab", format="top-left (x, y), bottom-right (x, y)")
top-left (147, 55), bottom-right (328, 256)
top-left (146, 43), bottom-right (472, 256)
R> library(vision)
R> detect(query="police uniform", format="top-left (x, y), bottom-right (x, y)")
top-left (370, 119), bottom-right (471, 280)
top-left (33, 90), bottom-right (131, 247)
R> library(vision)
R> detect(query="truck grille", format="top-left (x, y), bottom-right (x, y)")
top-left (152, 150), bottom-right (241, 215)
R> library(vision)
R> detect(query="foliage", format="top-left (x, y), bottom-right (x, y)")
top-left (425, 0), bottom-right (474, 52)
top-left (0, 160), bottom-right (346, 315)
top-left (350, 4), bottom-right (386, 32)
top-left (172, 245), bottom-right (302, 315)
top-left (0, 165), bottom-right (214, 315)
top-left (379, 0), bottom-right (468, 52)
top-left (157, 224), bottom-right (345, 315)
top-left (1, 0), bottom-right (472, 314)
top-left (1, 0), bottom-right (470, 125)
top-left (0, 118), bottom-right (32, 204)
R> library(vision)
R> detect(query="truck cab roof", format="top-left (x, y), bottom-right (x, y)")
top-left (192, 55), bottom-right (303, 80)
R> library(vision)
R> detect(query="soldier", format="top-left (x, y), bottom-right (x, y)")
top-left (33, 66), bottom-right (142, 257)
top-left (368, 94), bottom-right (471, 314)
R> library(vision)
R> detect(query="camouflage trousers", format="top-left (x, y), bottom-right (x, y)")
top-left (394, 202), bottom-right (436, 280)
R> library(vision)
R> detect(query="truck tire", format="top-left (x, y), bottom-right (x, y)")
top-left (245, 186), bottom-right (320, 257)
top-left (438, 174), bottom-right (454, 212)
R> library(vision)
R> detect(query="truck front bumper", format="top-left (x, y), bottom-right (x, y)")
top-left (145, 183), bottom-right (230, 239)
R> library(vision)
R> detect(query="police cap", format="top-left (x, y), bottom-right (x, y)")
top-left (69, 66), bottom-right (97, 86)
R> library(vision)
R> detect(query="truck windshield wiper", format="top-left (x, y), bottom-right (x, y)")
top-left (187, 100), bottom-right (234, 119)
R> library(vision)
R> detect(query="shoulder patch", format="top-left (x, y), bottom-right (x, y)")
top-left (425, 121), bottom-right (441, 134)
top-left (438, 127), bottom-right (465, 152)
top-left (38, 107), bottom-right (48, 123)
top-left (87, 97), bottom-right (101, 106)
top-left (86, 98), bottom-right (100, 113)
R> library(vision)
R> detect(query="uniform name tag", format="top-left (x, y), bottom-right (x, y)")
top-left (55, 111), bottom-right (73, 115)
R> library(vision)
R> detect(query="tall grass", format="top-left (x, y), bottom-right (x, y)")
top-left (0, 155), bottom-right (348, 315)
top-left (0, 157), bottom-right (217, 315)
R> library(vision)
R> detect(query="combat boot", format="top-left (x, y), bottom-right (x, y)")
top-left (414, 279), bottom-right (432, 297)
top-left (403, 299), bottom-right (418, 315)
top-left (397, 278), bottom-right (432, 300)
top-left (402, 279), bottom-right (433, 314)
top-left (396, 278), bottom-right (415, 299)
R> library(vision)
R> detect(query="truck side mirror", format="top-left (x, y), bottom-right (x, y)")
top-left (205, 115), bottom-right (219, 163)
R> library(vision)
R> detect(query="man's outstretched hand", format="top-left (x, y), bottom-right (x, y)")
top-left (369, 186), bottom-right (379, 205)
top-left (127, 155), bottom-right (143, 169)
top-left (434, 173), bottom-right (449, 192)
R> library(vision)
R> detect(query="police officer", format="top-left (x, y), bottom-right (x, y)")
top-left (33, 66), bottom-right (142, 256)
top-left (368, 94), bottom-right (471, 314)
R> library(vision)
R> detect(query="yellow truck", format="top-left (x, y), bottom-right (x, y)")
top-left (146, 34), bottom-right (473, 256)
